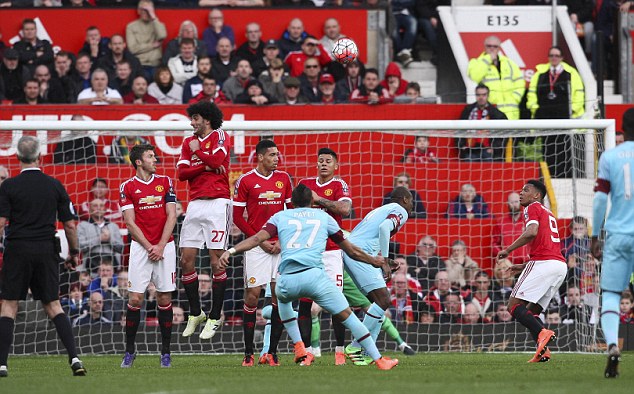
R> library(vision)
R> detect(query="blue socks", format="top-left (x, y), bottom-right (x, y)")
top-left (278, 302), bottom-right (302, 344)
top-left (601, 291), bottom-right (621, 347)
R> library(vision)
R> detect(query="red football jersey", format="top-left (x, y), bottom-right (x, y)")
top-left (177, 129), bottom-right (231, 200)
top-left (523, 202), bottom-right (565, 262)
top-left (299, 176), bottom-right (352, 251)
top-left (119, 174), bottom-right (177, 245)
top-left (234, 169), bottom-right (293, 241)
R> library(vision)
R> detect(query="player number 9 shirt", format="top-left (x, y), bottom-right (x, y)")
top-left (523, 202), bottom-right (565, 262)
top-left (120, 174), bottom-right (177, 245)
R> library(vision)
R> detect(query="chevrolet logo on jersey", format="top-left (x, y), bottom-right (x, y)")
top-left (140, 195), bottom-right (163, 205)
top-left (259, 191), bottom-right (282, 200)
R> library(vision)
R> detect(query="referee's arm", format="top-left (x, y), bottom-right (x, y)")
top-left (63, 219), bottom-right (81, 268)
top-left (0, 217), bottom-right (6, 238)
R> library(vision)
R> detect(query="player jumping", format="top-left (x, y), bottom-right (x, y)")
top-left (177, 102), bottom-right (231, 339)
top-left (496, 180), bottom-right (567, 363)
top-left (119, 144), bottom-right (177, 368)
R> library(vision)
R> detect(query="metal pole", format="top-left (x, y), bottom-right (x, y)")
top-left (552, 0), bottom-right (558, 47)
top-left (597, 30), bottom-right (605, 119)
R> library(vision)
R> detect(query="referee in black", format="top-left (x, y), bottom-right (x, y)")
top-left (0, 136), bottom-right (86, 377)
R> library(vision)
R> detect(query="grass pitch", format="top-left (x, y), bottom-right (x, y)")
top-left (1, 352), bottom-right (632, 394)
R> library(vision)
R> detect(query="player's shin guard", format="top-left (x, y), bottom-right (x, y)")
top-left (510, 303), bottom-right (543, 342)
top-left (279, 302), bottom-right (302, 344)
top-left (243, 304), bottom-right (257, 355)
top-left (298, 299), bottom-right (313, 346)
top-left (600, 291), bottom-right (621, 347)
top-left (268, 304), bottom-right (284, 354)
top-left (363, 303), bottom-right (386, 342)
top-left (51, 313), bottom-right (79, 363)
top-left (158, 303), bottom-right (173, 355)
top-left (125, 304), bottom-right (141, 354)
top-left (381, 316), bottom-right (404, 345)
top-left (342, 314), bottom-right (381, 361)
top-left (181, 271), bottom-right (201, 315)
top-left (210, 271), bottom-right (227, 320)
top-left (311, 315), bottom-right (321, 349)
top-left (0, 317), bottom-right (15, 366)
top-left (332, 316), bottom-right (346, 347)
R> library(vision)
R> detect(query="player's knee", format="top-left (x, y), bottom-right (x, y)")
top-left (262, 305), bottom-right (272, 320)
top-left (128, 294), bottom-right (144, 308)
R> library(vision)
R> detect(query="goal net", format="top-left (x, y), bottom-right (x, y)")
top-left (0, 118), bottom-right (616, 356)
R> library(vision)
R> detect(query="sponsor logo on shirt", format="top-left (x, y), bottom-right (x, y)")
top-left (259, 191), bottom-right (282, 201)
top-left (140, 195), bottom-right (163, 205)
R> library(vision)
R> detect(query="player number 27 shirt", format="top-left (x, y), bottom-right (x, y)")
top-left (120, 174), bottom-right (177, 245)
top-left (523, 202), bottom-right (565, 262)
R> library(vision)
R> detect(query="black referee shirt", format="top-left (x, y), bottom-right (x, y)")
top-left (0, 168), bottom-right (75, 242)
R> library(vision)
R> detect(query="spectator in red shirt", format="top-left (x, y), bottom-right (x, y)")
top-left (350, 68), bottom-right (392, 105)
top-left (423, 271), bottom-right (460, 316)
top-left (78, 178), bottom-right (122, 223)
top-left (284, 35), bottom-right (331, 78)
top-left (380, 62), bottom-right (408, 97)
top-left (620, 292), bottom-right (634, 324)
top-left (123, 76), bottom-right (160, 104)
top-left (492, 192), bottom-right (528, 264)
top-left (388, 272), bottom-right (421, 324)
top-left (189, 75), bottom-right (230, 104)
top-left (317, 73), bottom-right (337, 104)
top-left (401, 135), bottom-right (439, 163)
top-left (466, 271), bottom-right (498, 322)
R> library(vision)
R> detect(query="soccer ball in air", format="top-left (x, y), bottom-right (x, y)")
top-left (331, 38), bottom-right (358, 65)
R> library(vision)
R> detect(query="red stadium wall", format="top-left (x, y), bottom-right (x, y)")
top-left (0, 8), bottom-right (368, 63)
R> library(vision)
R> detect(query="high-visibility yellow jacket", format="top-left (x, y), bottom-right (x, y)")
top-left (526, 61), bottom-right (585, 119)
top-left (468, 53), bottom-right (525, 120)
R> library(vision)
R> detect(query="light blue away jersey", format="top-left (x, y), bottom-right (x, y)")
top-left (595, 141), bottom-right (634, 236)
top-left (348, 203), bottom-right (408, 256)
top-left (267, 207), bottom-right (342, 273)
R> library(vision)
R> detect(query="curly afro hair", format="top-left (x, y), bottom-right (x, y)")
top-left (186, 101), bottom-right (224, 130)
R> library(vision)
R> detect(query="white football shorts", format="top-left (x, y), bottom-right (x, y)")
top-left (511, 259), bottom-right (567, 310)
top-left (322, 249), bottom-right (344, 292)
top-left (244, 246), bottom-right (281, 288)
top-left (128, 240), bottom-right (177, 293)
top-left (179, 198), bottom-right (231, 250)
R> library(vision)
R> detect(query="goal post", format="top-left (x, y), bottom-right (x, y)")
top-left (0, 118), bottom-right (615, 355)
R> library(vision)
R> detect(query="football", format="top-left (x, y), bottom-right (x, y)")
top-left (331, 37), bottom-right (358, 64)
